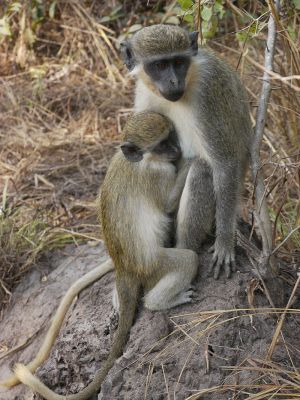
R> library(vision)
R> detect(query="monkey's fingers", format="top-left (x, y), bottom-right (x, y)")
top-left (208, 251), bottom-right (221, 279)
top-left (209, 249), bottom-right (236, 280)
top-left (224, 255), bottom-right (236, 279)
top-left (178, 289), bottom-right (194, 305)
top-left (231, 259), bottom-right (237, 273)
top-left (212, 259), bottom-right (222, 280)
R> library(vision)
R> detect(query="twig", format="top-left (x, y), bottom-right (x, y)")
top-left (251, 0), bottom-right (281, 275)
top-left (248, 258), bottom-right (276, 309)
top-left (236, 230), bottom-right (276, 309)
top-left (225, 0), bottom-right (245, 18)
top-left (161, 364), bottom-right (170, 400)
top-left (196, 0), bottom-right (203, 45)
top-left (272, 226), bottom-right (300, 255)
top-left (267, 273), bottom-right (300, 360)
top-left (245, 57), bottom-right (300, 92)
top-left (0, 319), bottom-right (47, 361)
top-left (161, 0), bottom-right (177, 24)
top-left (211, 41), bottom-right (300, 92)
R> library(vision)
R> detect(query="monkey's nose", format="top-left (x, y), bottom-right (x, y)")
top-left (165, 90), bottom-right (184, 102)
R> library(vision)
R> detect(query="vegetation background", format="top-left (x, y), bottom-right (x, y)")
top-left (1, 0), bottom-right (299, 308)
top-left (0, 1), bottom-right (299, 398)
top-left (0, 0), bottom-right (299, 301)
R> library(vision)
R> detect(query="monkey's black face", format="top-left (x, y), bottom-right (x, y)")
top-left (144, 57), bottom-right (190, 102)
top-left (152, 130), bottom-right (181, 161)
top-left (121, 129), bottom-right (181, 163)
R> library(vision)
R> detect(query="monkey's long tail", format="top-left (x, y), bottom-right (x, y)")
top-left (0, 258), bottom-right (114, 389)
top-left (13, 275), bottom-right (140, 400)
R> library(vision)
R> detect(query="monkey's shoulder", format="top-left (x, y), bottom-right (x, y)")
top-left (102, 151), bottom-right (176, 201)
top-left (195, 48), bottom-right (247, 91)
top-left (197, 48), bottom-right (236, 73)
top-left (110, 150), bottom-right (175, 175)
top-left (102, 152), bottom-right (136, 185)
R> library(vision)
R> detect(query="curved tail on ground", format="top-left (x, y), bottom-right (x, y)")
top-left (13, 276), bottom-right (139, 400)
top-left (0, 259), bottom-right (114, 389)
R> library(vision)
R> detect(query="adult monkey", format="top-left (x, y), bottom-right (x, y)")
top-left (121, 24), bottom-right (252, 279)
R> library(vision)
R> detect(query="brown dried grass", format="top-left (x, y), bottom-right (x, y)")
top-left (209, 6), bottom-right (300, 272)
top-left (0, 2), bottom-right (299, 310)
top-left (0, 1), bottom-right (132, 309)
top-left (137, 307), bottom-right (300, 399)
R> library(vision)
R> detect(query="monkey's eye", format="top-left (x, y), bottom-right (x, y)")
top-left (155, 61), bottom-right (169, 70)
top-left (154, 140), bottom-right (169, 152)
top-left (174, 58), bottom-right (185, 65)
top-left (126, 146), bottom-right (136, 153)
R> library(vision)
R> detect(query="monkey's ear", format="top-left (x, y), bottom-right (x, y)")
top-left (189, 31), bottom-right (199, 55)
top-left (121, 142), bottom-right (143, 162)
top-left (120, 41), bottom-right (136, 71)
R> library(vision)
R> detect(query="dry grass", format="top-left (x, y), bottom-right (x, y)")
top-left (210, 29), bottom-right (300, 254)
top-left (0, 2), bottom-right (299, 398)
top-left (208, 4), bottom-right (300, 279)
top-left (0, 1), bottom-right (299, 312)
top-left (137, 306), bottom-right (300, 399)
top-left (0, 1), bottom-right (133, 308)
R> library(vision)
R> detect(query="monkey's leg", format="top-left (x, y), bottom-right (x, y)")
top-left (112, 283), bottom-right (120, 312)
top-left (208, 163), bottom-right (239, 279)
top-left (176, 159), bottom-right (215, 253)
top-left (144, 248), bottom-right (198, 311)
top-left (1, 258), bottom-right (114, 389)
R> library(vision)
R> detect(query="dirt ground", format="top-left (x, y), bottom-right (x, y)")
top-left (0, 242), bottom-right (299, 400)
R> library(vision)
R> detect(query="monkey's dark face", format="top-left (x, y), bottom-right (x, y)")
top-left (143, 56), bottom-right (191, 102)
top-left (120, 28), bottom-right (198, 101)
top-left (151, 129), bottom-right (181, 160)
top-left (121, 129), bottom-right (181, 163)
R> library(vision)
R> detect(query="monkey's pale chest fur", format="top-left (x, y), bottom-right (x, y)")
top-left (133, 159), bottom-right (175, 266)
top-left (134, 80), bottom-right (210, 162)
top-left (105, 157), bottom-right (176, 269)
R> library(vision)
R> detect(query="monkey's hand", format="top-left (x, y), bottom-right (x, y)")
top-left (166, 160), bottom-right (193, 214)
top-left (208, 242), bottom-right (236, 279)
top-left (166, 189), bottom-right (181, 214)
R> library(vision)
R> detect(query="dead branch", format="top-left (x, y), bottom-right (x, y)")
top-left (251, 0), bottom-right (281, 277)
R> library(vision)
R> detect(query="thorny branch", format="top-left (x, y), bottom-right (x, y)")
top-left (250, 0), bottom-right (281, 277)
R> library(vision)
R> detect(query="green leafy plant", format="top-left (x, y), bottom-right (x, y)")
top-left (177, 0), bottom-right (226, 39)
top-left (292, 0), bottom-right (300, 9)
top-left (0, 2), bottom-right (22, 39)
top-left (0, 1), bottom-right (57, 42)
top-left (99, 4), bottom-right (124, 23)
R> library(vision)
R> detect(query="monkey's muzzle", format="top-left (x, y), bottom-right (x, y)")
top-left (161, 89), bottom-right (184, 102)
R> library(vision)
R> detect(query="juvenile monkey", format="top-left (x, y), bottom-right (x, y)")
top-left (121, 24), bottom-right (252, 279)
top-left (13, 111), bottom-right (198, 400)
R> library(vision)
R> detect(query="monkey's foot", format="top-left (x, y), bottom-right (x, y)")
top-left (144, 288), bottom-right (194, 310)
top-left (175, 289), bottom-right (194, 306)
top-left (208, 245), bottom-right (236, 279)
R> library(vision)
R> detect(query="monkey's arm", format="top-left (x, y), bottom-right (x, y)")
top-left (166, 159), bottom-right (192, 214)
top-left (0, 258), bottom-right (114, 389)
top-left (209, 162), bottom-right (239, 279)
